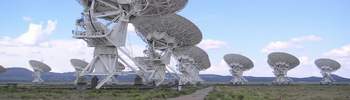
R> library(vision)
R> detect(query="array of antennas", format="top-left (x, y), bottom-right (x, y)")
top-left (223, 52), bottom-right (341, 85)
top-left (1, 0), bottom-right (345, 88)
top-left (72, 0), bottom-right (210, 89)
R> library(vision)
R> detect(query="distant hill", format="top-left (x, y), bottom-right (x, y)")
top-left (0, 68), bottom-right (349, 83)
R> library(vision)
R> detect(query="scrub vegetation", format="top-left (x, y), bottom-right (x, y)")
top-left (0, 85), bottom-right (200, 100)
top-left (206, 85), bottom-right (350, 100)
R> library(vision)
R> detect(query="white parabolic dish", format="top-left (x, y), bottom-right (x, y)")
top-left (130, 0), bottom-right (188, 16)
top-left (0, 65), bottom-right (6, 73)
top-left (224, 54), bottom-right (254, 71)
top-left (70, 59), bottom-right (89, 71)
top-left (268, 52), bottom-right (300, 70)
top-left (77, 0), bottom-right (188, 20)
top-left (315, 58), bottom-right (341, 72)
top-left (29, 60), bottom-right (51, 72)
top-left (172, 46), bottom-right (210, 70)
top-left (131, 14), bottom-right (202, 47)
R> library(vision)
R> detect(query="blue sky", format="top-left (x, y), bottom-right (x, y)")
top-left (0, 0), bottom-right (349, 78)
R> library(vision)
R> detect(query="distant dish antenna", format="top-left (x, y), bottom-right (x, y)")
top-left (267, 52), bottom-right (300, 85)
top-left (315, 58), bottom-right (341, 85)
top-left (70, 59), bottom-right (89, 84)
top-left (224, 54), bottom-right (254, 85)
top-left (29, 60), bottom-right (52, 84)
top-left (172, 46), bottom-right (210, 85)
top-left (0, 65), bottom-right (6, 73)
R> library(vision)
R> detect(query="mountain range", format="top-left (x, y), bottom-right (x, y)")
top-left (0, 68), bottom-right (349, 83)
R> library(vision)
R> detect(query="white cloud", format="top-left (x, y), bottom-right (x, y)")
top-left (324, 44), bottom-right (350, 57)
top-left (0, 20), bottom-right (94, 72)
top-left (262, 35), bottom-right (322, 53)
top-left (299, 56), bottom-right (312, 65)
top-left (198, 39), bottom-right (228, 50)
top-left (15, 20), bottom-right (57, 45)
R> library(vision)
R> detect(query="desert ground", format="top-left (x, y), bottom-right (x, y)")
top-left (0, 84), bottom-right (349, 100)
top-left (206, 85), bottom-right (350, 100)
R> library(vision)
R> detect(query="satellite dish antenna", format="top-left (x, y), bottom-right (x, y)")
top-left (130, 14), bottom-right (202, 86)
top-left (77, 0), bottom-right (188, 20)
top-left (224, 54), bottom-right (254, 85)
top-left (70, 59), bottom-right (89, 84)
top-left (73, 0), bottom-right (192, 89)
top-left (315, 58), bottom-right (341, 85)
top-left (267, 52), bottom-right (300, 85)
top-left (71, 59), bottom-right (88, 71)
top-left (29, 60), bottom-right (52, 84)
top-left (0, 65), bottom-right (6, 73)
top-left (131, 14), bottom-right (202, 49)
top-left (172, 46), bottom-right (210, 85)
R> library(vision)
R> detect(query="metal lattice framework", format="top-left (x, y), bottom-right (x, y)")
top-left (0, 65), bottom-right (6, 73)
top-left (29, 60), bottom-right (52, 84)
top-left (224, 54), bottom-right (253, 85)
top-left (172, 46), bottom-right (210, 85)
top-left (315, 58), bottom-right (341, 85)
top-left (267, 52), bottom-right (299, 85)
top-left (73, 0), bottom-right (190, 88)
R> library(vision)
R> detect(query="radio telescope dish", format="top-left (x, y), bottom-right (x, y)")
top-left (70, 59), bottom-right (89, 84)
top-left (267, 52), bottom-right (300, 85)
top-left (70, 59), bottom-right (88, 71)
top-left (131, 14), bottom-right (202, 49)
top-left (224, 54), bottom-right (254, 85)
top-left (172, 46), bottom-right (210, 85)
top-left (173, 46), bottom-right (210, 70)
top-left (131, 0), bottom-right (188, 16)
top-left (77, 0), bottom-right (188, 20)
top-left (315, 58), bottom-right (341, 85)
top-left (0, 65), bottom-right (6, 73)
top-left (29, 60), bottom-right (52, 83)
top-left (29, 60), bottom-right (51, 73)
top-left (315, 58), bottom-right (340, 72)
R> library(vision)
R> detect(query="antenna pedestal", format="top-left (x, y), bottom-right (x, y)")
top-left (80, 46), bottom-right (123, 89)
top-left (320, 71), bottom-right (334, 85)
top-left (178, 63), bottom-right (202, 85)
top-left (32, 71), bottom-right (44, 84)
top-left (272, 68), bottom-right (292, 85)
top-left (230, 68), bottom-right (247, 85)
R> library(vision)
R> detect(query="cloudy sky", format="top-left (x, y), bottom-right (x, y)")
top-left (0, 0), bottom-right (349, 78)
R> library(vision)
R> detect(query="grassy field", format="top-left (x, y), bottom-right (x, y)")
top-left (206, 85), bottom-right (350, 100)
top-left (0, 86), bottom-right (200, 100)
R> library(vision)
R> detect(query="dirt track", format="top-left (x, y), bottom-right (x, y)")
top-left (167, 87), bottom-right (213, 100)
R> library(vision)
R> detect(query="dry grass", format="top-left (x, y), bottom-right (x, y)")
top-left (0, 86), bottom-right (200, 100)
top-left (206, 85), bottom-right (350, 100)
